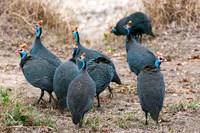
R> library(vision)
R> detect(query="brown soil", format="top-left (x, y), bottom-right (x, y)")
top-left (0, 28), bottom-right (200, 132)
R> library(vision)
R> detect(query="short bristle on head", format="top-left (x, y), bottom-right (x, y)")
top-left (125, 21), bottom-right (132, 28)
top-left (81, 53), bottom-right (86, 59)
top-left (19, 43), bottom-right (29, 51)
top-left (109, 26), bottom-right (113, 33)
top-left (74, 25), bottom-right (78, 32)
top-left (19, 43), bottom-right (27, 49)
top-left (37, 20), bottom-right (43, 27)
top-left (156, 51), bottom-right (162, 58)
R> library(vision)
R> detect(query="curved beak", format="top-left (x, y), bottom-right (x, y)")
top-left (161, 57), bottom-right (167, 62)
top-left (15, 49), bottom-right (20, 54)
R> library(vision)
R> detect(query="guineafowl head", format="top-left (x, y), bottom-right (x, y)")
top-left (16, 48), bottom-right (28, 59)
top-left (78, 53), bottom-right (87, 70)
top-left (19, 43), bottom-right (29, 52)
top-left (154, 52), bottom-right (167, 68)
top-left (109, 26), bottom-right (117, 33)
top-left (124, 21), bottom-right (139, 40)
top-left (72, 26), bottom-right (80, 43)
top-left (124, 21), bottom-right (132, 36)
top-left (34, 20), bottom-right (43, 38)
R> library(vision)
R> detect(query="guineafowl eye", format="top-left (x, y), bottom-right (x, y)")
top-left (19, 49), bottom-right (23, 53)
top-left (160, 57), bottom-right (167, 62)
top-left (16, 48), bottom-right (23, 54)
top-left (78, 56), bottom-right (85, 61)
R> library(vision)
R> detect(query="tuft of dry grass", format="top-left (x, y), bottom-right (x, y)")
top-left (143, 0), bottom-right (200, 31)
top-left (0, 0), bottom-right (74, 49)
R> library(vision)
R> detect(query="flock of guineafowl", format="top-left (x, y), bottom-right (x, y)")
top-left (16, 12), bottom-right (167, 127)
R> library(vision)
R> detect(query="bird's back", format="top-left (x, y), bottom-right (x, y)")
top-left (21, 56), bottom-right (56, 91)
top-left (87, 57), bottom-right (114, 94)
top-left (128, 12), bottom-right (153, 35)
top-left (67, 71), bottom-right (96, 114)
top-left (75, 46), bottom-right (121, 84)
top-left (53, 61), bottom-right (79, 109)
top-left (114, 12), bottom-right (151, 36)
top-left (129, 12), bottom-right (150, 25)
top-left (30, 39), bottom-right (61, 67)
top-left (126, 39), bottom-right (157, 75)
top-left (137, 65), bottom-right (165, 120)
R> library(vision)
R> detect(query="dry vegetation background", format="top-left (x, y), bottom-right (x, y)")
top-left (1, 0), bottom-right (200, 47)
top-left (0, 0), bottom-right (200, 132)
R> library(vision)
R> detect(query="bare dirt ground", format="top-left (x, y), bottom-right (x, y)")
top-left (0, 28), bottom-right (200, 132)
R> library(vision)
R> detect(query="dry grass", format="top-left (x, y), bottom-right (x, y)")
top-left (144, 0), bottom-right (200, 31)
top-left (0, 0), bottom-right (74, 47)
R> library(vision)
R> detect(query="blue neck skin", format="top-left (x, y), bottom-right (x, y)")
top-left (21, 51), bottom-right (27, 59)
top-left (80, 58), bottom-right (86, 70)
top-left (125, 27), bottom-right (131, 35)
top-left (154, 58), bottom-right (161, 68)
top-left (73, 32), bottom-right (79, 43)
top-left (72, 47), bottom-right (78, 58)
top-left (112, 27), bottom-right (117, 33)
top-left (36, 25), bottom-right (42, 38)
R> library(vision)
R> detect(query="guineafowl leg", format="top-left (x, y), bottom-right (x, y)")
top-left (108, 85), bottom-right (113, 98)
top-left (155, 119), bottom-right (159, 126)
top-left (139, 34), bottom-right (142, 44)
top-left (37, 90), bottom-right (45, 104)
top-left (97, 94), bottom-right (101, 107)
top-left (145, 111), bottom-right (148, 125)
top-left (47, 91), bottom-right (56, 103)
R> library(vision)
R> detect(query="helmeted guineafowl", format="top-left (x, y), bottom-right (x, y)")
top-left (67, 53), bottom-right (96, 127)
top-left (110, 11), bottom-right (154, 43)
top-left (87, 57), bottom-right (114, 107)
top-left (137, 56), bottom-right (167, 125)
top-left (72, 26), bottom-right (121, 94)
top-left (124, 21), bottom-right (157, 76)
top-left (30, 20), bottom-right (61, 67)
top-left (73, 26), bottom-right (121, 84)
top-left (16, 48), bottom-right (56, 103)
top-left (53, 46), bottom-right (79, 110)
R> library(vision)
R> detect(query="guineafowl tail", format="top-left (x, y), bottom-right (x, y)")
top-left (149, 107), bottom-right (160, 122)
top-left (112, 72), bottom-right (122, 84)
top-left (72, 112), bottom-right (82, 125)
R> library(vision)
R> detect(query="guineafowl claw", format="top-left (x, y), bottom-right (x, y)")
top-left (37, 98), bottom-right (45, 104)
top-left (37, 90), bottom-right (45, 104)
top-left (96, 94), bottom-right (101, 107)
top-left (155, 119), bottom-right (160, 126)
